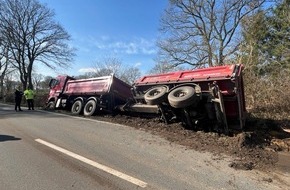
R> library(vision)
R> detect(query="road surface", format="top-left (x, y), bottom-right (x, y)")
top-left (0, 103), bottom-right (289, 190)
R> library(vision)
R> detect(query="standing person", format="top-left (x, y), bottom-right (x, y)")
top-left (24, 87), bottom-right (35, 110)
top-left (14, 87), bottom-right (23, 111)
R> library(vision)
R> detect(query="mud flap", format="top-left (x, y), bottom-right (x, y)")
top-left (55, 98), bottom-right (61, 108)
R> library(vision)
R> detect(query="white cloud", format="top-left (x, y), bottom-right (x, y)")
top-left (95, 42), bottom-right (107, 50)
top-left (75, 45), bottom-right (91, 53)
top-left (78, 67), bottom-right (99, 73)
top-left (93, 37), bottom-right (157, 55)
top-left (72, 33), bottom-right (157, 56)
top-left (141, 48), bottom-right (156, 55)
top-left (134, 62), bottom-right (142, 67)
top-left (101, 35), bottom-right (110, 41)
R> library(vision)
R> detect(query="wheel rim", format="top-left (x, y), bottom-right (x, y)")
top-left (174, 90), bottom-right (187, 97)
top-left (87, 104), bottom-right (93, 112)
top-left (144, 86), bottom-right (168, 105)
top-left (149, 88), bottom-right (162, 97)
top-left (46, 102), bottom-right (55, 110)
top-left (168, 86), bottom-right (197, 108)
top-left (84, 100), bottom-right (97, 116)
top-left (71, 100), bottom-right (83, 114)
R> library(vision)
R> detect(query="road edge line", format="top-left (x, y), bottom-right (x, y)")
top-left (35, 138), bottom-right (147, 188)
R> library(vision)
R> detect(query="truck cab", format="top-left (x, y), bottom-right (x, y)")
top-left (47, 75), bottom-right (74, 109)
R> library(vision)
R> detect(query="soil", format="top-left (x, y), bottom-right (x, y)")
top-left (55, 110), bottom-right (290, 172)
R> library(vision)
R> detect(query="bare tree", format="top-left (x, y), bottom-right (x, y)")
top-left (39, 75), bottom-right (53, 91)
top-left (86, 56), bottom-right (141, 85)
top-left (0, 42), bottom-right (14, 98)
top-left (119, 67), bottom-right (141, 85)
top-left (158, 0), bottom-right (266, 68)
top-left (0, 0), bottom-right (75, 90)
top-left (32, 73), bottom-right (44, 91)
top-left (93, 57), bottom-right (123, 77)
top-left (3, 71), bottom-right (19, 100)
top-left (0, 46), bottom-right (7, 98)
top-left (148, 61), bottom-right (186, 74)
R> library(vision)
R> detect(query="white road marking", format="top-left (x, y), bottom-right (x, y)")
top-left (35, 138), bottom-right (147, 188)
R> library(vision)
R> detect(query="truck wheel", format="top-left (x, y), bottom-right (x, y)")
top-left (46, 101), bottom-right (55, 110)
top-left (83, 100), bottom-right (97, 116)
top-left (71, 100), bottom-right (83, 115)
top-left (168, 86), bottom-right (196, 108)
top-left (144, 86), bottom-right (168, 105)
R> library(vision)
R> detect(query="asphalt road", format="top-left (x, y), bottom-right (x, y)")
top-left (0, 103), bottom-right (288, 190)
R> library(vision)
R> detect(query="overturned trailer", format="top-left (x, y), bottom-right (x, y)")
top-left (121, 64), bottom-right (246, 134)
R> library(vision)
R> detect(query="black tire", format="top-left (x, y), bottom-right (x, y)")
top-left (71, 100), bottom-right (83, 115)
top-left (144, 86), bottom-right (168, 105)
top-left (168, 86), bottom-right (196, 108)
top-left (46, 101), bottom-right (55, 110)
top-left (83, 100), bottom-right (97, 116)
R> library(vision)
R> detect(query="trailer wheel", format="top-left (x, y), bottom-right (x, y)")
top-left (46, 101), bottom-right (55, 110)
top-left (144, 86), bottom-right (168, 105)
top-left (71, 100), bottom-right (83, 115)
top-left (83, 100), bottom-right (97, 116)
top-left (168, 86), bottom-right (196, 108)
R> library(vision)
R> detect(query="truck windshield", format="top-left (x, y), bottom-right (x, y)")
top-left (49, 79), bottom-right (59, 89)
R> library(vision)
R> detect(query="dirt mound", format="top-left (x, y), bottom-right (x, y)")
top-left (53, 109), bottom-right (290, 172)
top-left (91, 114), bottom-right (290, 171)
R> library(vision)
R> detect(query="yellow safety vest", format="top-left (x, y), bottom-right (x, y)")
top-left (24, 89), bottom-right (35, 100)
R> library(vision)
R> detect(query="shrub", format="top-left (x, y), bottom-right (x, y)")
top-left (244, 70), bottom-right (290, 121)
top-left (2, 91), bottom-right (48, 108)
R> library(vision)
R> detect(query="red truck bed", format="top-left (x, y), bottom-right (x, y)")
top-left (64, 75), bottom-right (132, 100)
top-left (135, 65), bottom-right (239, 85)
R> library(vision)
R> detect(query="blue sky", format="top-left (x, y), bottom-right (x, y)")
top-left (37, 0), bottom-right (168, 76)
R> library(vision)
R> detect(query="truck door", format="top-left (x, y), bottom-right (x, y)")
top-left (47, 76), bottom-right (70, 102)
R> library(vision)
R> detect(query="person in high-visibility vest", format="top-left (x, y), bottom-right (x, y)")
top-left (24, 87), bottom-right (35, 110)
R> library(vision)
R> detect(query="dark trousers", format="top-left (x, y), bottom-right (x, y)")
top-left (27, 99), bottom-right (34, 110)
top-left (15, 99), bottom-right (22, 111)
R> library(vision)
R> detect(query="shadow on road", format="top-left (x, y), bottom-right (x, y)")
top-left (0, 135), bottom-right (21, 142)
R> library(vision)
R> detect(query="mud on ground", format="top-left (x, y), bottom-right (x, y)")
top-left (94, 113), bottom-right (290, 171)
top-left (56, 110), bottom-right (290, 172)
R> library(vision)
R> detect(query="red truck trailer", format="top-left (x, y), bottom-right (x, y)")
top-left (121, 64), bottom-right (246, 134)
top-left (46, 75), bottom-right (132, 116)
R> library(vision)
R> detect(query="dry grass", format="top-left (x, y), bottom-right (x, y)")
top-left (1, 93), bottom-right (48, 108)
top-left (244, 70), bottom-right (290, 128)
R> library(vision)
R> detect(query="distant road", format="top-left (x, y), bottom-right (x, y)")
top-left (0, 103), bottom-right (288, 190)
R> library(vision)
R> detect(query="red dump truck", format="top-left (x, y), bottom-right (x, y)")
top-left (47, 64), bottom-right (246, 133)
top-left (46, 75), bottom-right (132, 116)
